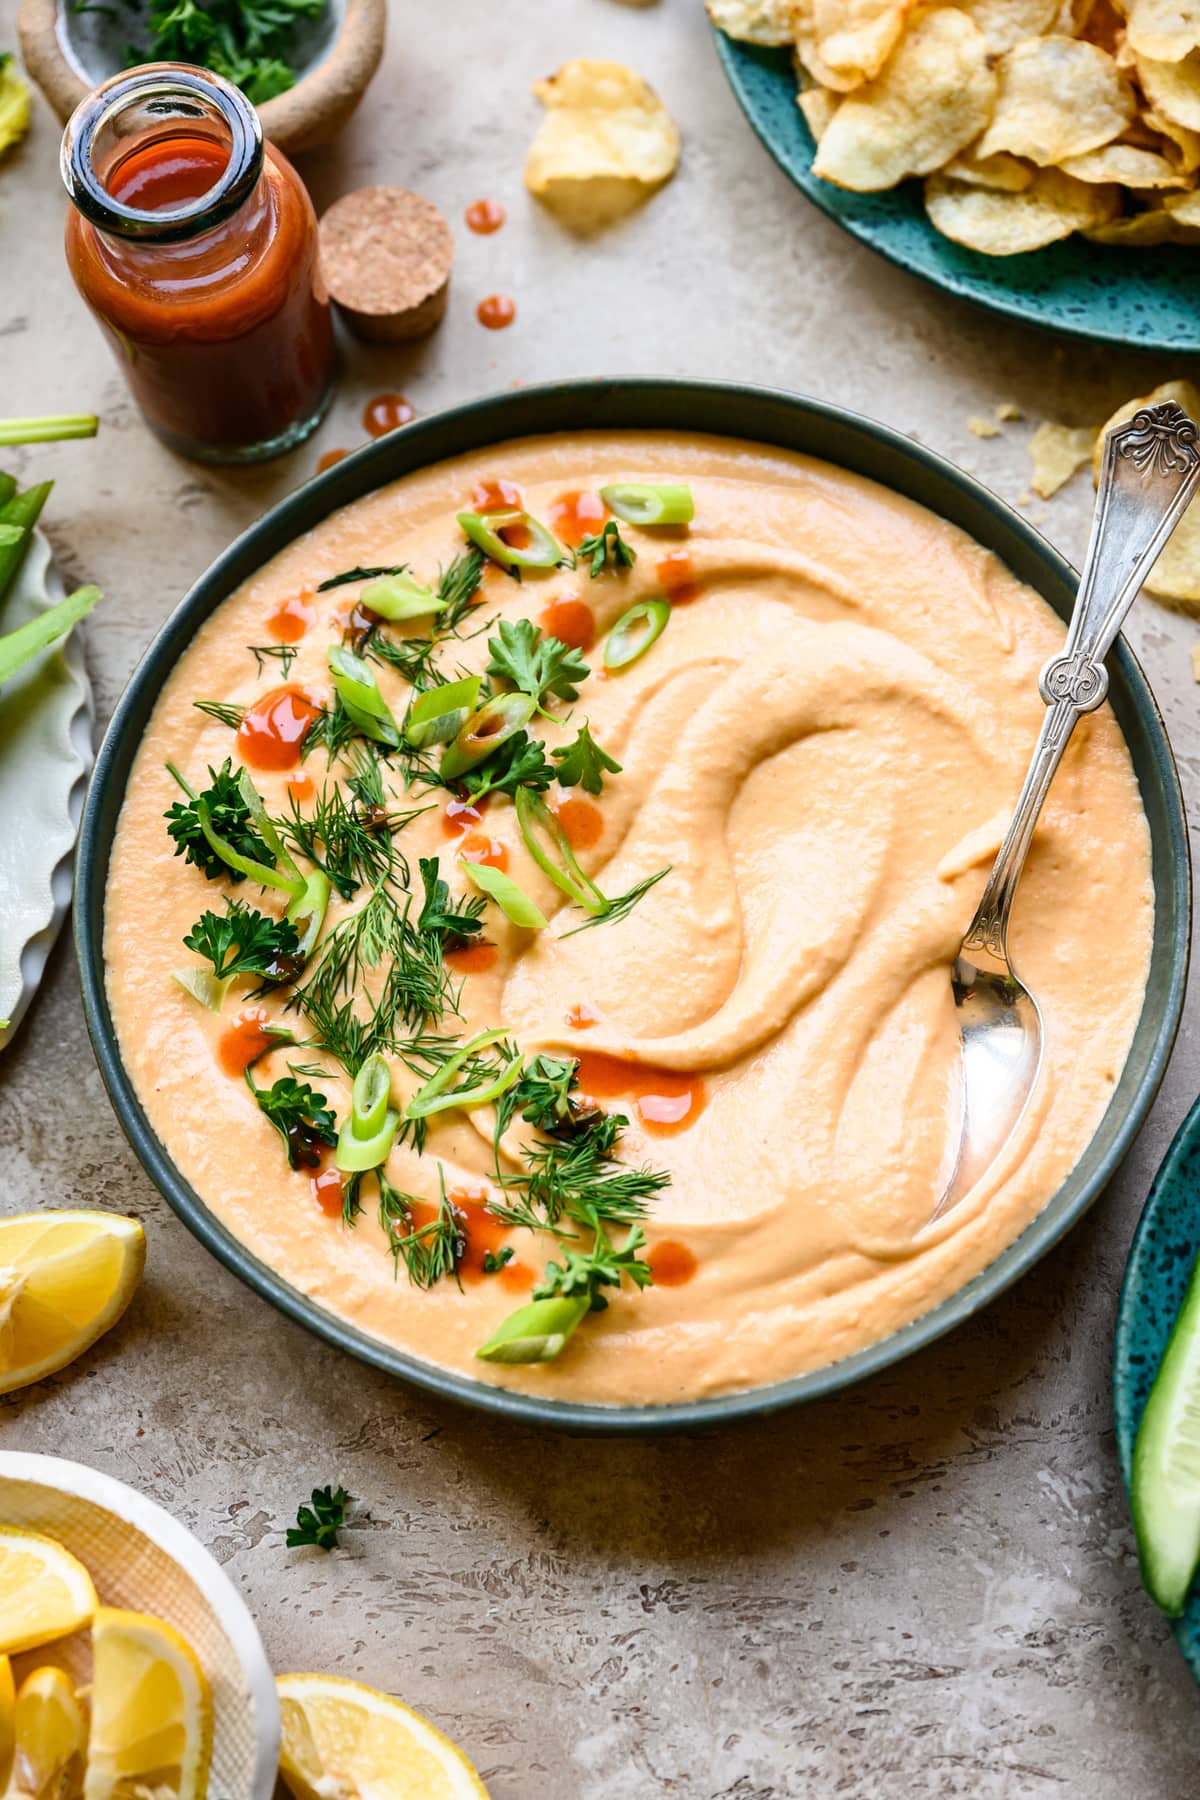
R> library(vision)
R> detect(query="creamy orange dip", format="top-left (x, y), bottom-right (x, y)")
top-left (106, 432), bottom-right (1153, 1405)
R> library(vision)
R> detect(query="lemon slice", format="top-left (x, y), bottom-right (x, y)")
top-left (84, 1609), bottom-right (212, 1800)
top-left (10, 1666), bottom-right (86, 1799)
top-left (0, 1211), bottom-right (145, 1395)
top-left (0, 1530), bottom-right (95, 1656)
top-left (0, 1656), bottom-right (15, 1789)
top-left (277, 1673), bottom-right (489, 1800)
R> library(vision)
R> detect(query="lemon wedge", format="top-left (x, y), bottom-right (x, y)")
top-left (9, 1666), bottom-right (86, 1799)
top-left (0, 1530), bottom-right (95, 1656)
top-left (83, 1609), bottom-right (212, 1800)
top-left (0, 1656), bottom-right (15, 1789)
top-left (277, 1673), bottom-right (489, 1800)
top-left (0, 1211), bottom-right (145, 1395)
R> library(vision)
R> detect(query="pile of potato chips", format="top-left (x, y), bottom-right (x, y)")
top-left (709, 0), bottom-right (1200, 252)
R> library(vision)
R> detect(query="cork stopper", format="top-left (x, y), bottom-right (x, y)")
top-left (318, 186), bottom-right (454, 344)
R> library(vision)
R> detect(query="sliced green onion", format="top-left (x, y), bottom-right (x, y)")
top-left (457, 509), bottom-right (570, 573)
top-left (604, 599), bottom-right (671, 672)
top-left (237, 767), bottom-right (302, 883)
top-left (327, 646), bottom-right (402, 748)
top-left (598, 483), bottom-right (694, 526)
top-left (440, 693), bottom-right (536, 780)
top-left (351, 1053), bottom-right (393, 1138)
top-left (286, 870), bottom-right (331, 960)
top-left (171, 967), bottom-right (230, 1012)
top-left (405, 1028), bottom-right (525, 1120)
top-left (360, 570), bottom-right (441, 622)
top-left (195, 796), bottom-right (305, 899)
top-left (405, 675), bottom-right (482, 749)
top-left (475, 1294), bottom-right (591, 1364)
top-left (514, 787), bottom-right (606, 914)
top-left (0, 414), bottom-right (99, 446)
top-left (0, 584), bottom-right (100, 687)
top-left (335, 1110), bottom-right (399, 1173)
top-left (461, 860), bottom-right (547, 930)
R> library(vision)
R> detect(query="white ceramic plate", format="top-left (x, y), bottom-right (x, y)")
top-left (0, 1451), bottom-right (279, 1797)
top-left (0, 531), bottom-right (94, 1049)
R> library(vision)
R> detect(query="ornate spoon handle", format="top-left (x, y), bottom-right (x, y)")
top-left (962, 400), bottom-right (1200, 964)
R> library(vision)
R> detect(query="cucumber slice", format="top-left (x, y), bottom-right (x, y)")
top-left (1132, 1248), bottom-right (1200, 1615)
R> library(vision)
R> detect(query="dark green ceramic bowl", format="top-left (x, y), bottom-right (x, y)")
top-left (76, 379), bottom-right (1190, 1434)
top-left (714, 33), bottom-right (1200, 354)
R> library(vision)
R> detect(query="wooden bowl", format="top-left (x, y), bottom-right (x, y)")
top-left (17, 0), bottom-right (385, 154)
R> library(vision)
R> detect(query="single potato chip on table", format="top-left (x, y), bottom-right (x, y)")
top-left (976, 37), bottom-right (1135, 164)
top-left (1094, 381), bottom-right (1200, 606)
top-left (925, 166), bottom-right (1120, 251)
top-left (1030, 422), bottom-right (1100, 498)
top-left (813, 8), bottom-right (996, 191)
top-left (525, 60), bottom-right (680, 230)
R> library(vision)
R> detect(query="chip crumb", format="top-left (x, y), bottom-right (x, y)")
top-left (1030, 421), bottom-right (1099, 498)
top-left (996, 401), bottom-right (1023, 421)
top-left (1192, 643), bottom-right (1200, 682)
top-left (1016, 490), bottom-right (1032, 506)
top-left (968, 414), bottom-right (1002, 438)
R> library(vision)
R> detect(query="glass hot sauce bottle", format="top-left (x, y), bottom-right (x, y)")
top-left (61, 64), bottom-right (334, 464)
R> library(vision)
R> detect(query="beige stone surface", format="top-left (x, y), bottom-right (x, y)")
top-left (2, 1), bottom-right (1200, 1794)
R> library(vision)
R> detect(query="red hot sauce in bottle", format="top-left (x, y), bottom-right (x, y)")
top-left (62, 64), bottom-right (334, 464)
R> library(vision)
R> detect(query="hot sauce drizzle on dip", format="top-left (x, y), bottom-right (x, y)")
top-left (540, 597), bottom-right (595, 652)
top-left (472, 479), bottom-right (523, 511)
top-left (443, 796), bottom-right (488, 837)
top-left (268, 592), bottom-right (315, 642)
top-left (657, 551), bottom-right (700, 604)
top-left (311, 1167), bottom-right (344, 1217)
top-left (236, 686), bottom-right (320, 771)
top-left (218, 1010), bottom-right (277, 1077)
top-left (574, 1053), bottom-right (707, 1137)
top-left (446, 942), bottom-right (499, 975)
top-left (554, 796), bottom-right (603, 850)
top-left (547, 490), bottom-right (607, 547)
top-left (649, 1241), bottom-right (698, 1286)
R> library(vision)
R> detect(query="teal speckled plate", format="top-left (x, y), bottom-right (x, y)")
top-left (714, 32), bottom-right (1200, 354)
top-left (1114, 1095), bottom-right (1200, 1682)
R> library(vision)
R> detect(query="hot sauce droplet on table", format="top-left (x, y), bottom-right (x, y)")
top-left (574, 1052), bottom-right (706, 1137)
top-left (465, 198), bottom-right (506, 234)
top-left (316, 448), bottom-right (350, 473)
top-left (363, 393), bottom-right (415, 436)
top-left (477, 294), bottom-right (516, 330)
top-left (236, 686), bottom-right (320, 772)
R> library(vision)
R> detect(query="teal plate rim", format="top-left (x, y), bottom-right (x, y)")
top-left (76, 376), bottom-right (1190, 1435)
top-left (714, 32), bottom-right (1200, 356)
top-left (1114, 1092), bottom-right (1200, 1681)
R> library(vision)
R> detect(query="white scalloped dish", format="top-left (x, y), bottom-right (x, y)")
top-left (0, 531), bottom-right (94, 1048)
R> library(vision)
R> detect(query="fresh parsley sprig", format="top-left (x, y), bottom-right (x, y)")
top-left (416, 855), bottom-right (486, 949)
top-left (182, 900), bottom-right (302, 984)
top-left (286, 1484), bottom-right (351, 1551)
top-left (486, 619), bottom-right (589, 712)
top-left (551, 723), bottom-right (621, 795)
top-left (164, 759), bottom-right (270, 884)
top-left (460, 732), bottom-right (555, 803)
top-left (247, 1070), bottom-right (337, 1170)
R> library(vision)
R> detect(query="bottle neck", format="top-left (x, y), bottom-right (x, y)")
top-left (61, 63), bottom-right (264, 247)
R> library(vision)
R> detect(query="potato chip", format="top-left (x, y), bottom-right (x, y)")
top-left (1126, 0), bottom-right (1200, 64)
top-left (1029, 422), bottom-right (1099, 497)
top-left (705, 0), bottom-right (795, 44)
top-left (1165, 186), bottom-right (1200, 217)
top-left (968, 414), bottom-right (1002, 437)
top-left (1190, 642), bottom-right (1200, 681)
top-left (942, 149), bottom-right (1034, 188)
top-left (812, 10), bottom-right (996, 191)
top-left (1084, 204), bottom-right (1184, 241)
top-left (1060, 143), bottom-right (1191, 182)
top-left (525, 61), bottom-right (680, 231)
top-left (924, 167), bottom-right (1120, 251)
top-left (1136, 52), bottom-right (1200, 132)
top-left (1074, 0), bottom-right (1128, 52)
top-left (960, 0), bottom-right (1059, 53)
top-left (813, 0), bottom-right (912, 85)
top-left (791, 0), bottom-right (865, 90)
top-left (1144, 104), bottom-right (1200, 167)
top-left (975, 39), bottom-right (1135, 165)
top-left (798, 85), bottom-right (840, 140)
top-left (1094, 382), bottom-right (1200, 606)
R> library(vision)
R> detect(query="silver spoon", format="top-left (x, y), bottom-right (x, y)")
top-left (931, 400), bottom-right (1200, 1224)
